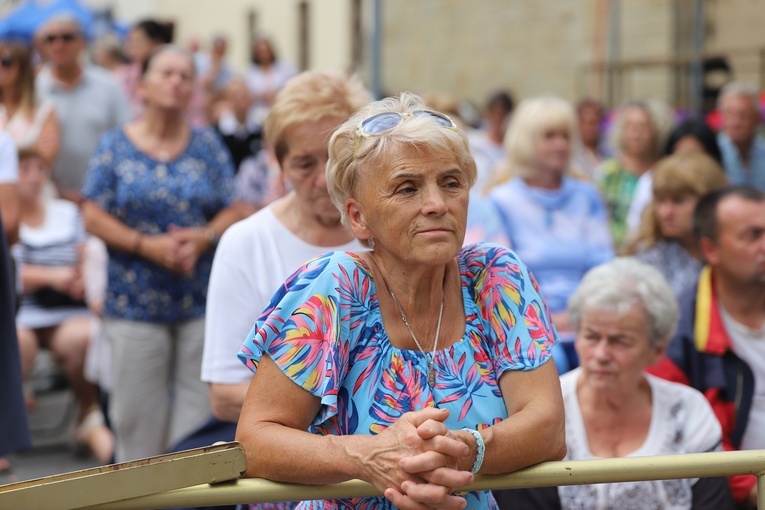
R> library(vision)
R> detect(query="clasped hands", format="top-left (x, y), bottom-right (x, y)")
top-left (370, 407), bottom-right (476, 510)
top-left (139, 224), bottom-right (210, 275)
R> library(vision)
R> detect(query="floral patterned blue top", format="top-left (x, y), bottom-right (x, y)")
top-left (238, 243), bottom-right (558, 509)
top-left (81, 127), bottom-right (235, 322)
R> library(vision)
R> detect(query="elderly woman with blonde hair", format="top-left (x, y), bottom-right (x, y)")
top-left (499, 257), bottom-right (734, 510)
top-left (626, 152), bottom-right (728, 297)
top-left (489, 95), bottom-right (613, 371)
top-left (235, 92), bottom-right (566, 509)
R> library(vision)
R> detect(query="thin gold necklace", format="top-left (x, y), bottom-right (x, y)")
top-left (379, 270), bottom-right (444, 387)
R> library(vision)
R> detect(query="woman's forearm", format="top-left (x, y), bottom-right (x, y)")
top-left (208, 201), bottom-right (248, 238)
top-left (81, 201), bottom-right (142, 254)
top-left (237, 419), bottom-right (371, 484)
top-left (479, 360), bottom-right (567, 475)
top-left (19, 264), bottom-right (72, 293)
top-left (0, 184), bottom-right (19, 245)
top-left (38, 109), bottom-right (60, 167)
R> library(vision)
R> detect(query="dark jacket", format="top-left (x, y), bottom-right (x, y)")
top-left (647, 265), bottom-right (756, 505)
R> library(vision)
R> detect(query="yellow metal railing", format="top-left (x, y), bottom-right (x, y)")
top-left (75, 448), bottom-right (765, 510)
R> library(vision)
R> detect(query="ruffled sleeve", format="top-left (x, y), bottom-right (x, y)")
top-left (462, 243), bottom-right (558, 378)
top-left (238, 251), bottom-right (369, 427)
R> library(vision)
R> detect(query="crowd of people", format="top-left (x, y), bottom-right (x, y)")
top-left (0, 11), bottom-right (764, 510)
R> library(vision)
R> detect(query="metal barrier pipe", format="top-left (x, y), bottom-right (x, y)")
top-left (82, 449), bottom-right (765, 510)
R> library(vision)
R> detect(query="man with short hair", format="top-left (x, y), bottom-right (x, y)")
top-left (649, 185), bottom-right (765, 508)
top-left (717, 82), bottom-right (765, 191)
top-left (36, 16), bottom-right (130, 202)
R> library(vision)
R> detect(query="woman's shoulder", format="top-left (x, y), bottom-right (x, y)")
top-left (488, 177), bottom-right (524, 197)
top-left (97, 125), bottom-right (127, 146)
top-left (459, 243), bottom-right (529, 284)
top-left (47, 198), bottom-right (79, 219)
top-left (284, 251), bottom-right (372, 292)
top-left (646, 372), bottom-right (712, 411)
top-left (188, 127), bottom-right (229, 156)
top-left (460, 242), bottom-right (518, 264)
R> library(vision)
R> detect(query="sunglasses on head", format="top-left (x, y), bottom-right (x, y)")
top-left (44, 33), bottom-right (78, 44)
top-left (356, 110), bottom-right (457, 139)
top-left (0, 55), bottom-right (15, 68)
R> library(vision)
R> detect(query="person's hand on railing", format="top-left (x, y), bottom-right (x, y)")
top-left (360, 407), bottom-right (472, 509)
top-left (370, 407), bottom-right (474, 510)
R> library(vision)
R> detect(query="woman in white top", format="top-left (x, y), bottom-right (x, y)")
top-left (245, 35), bottom-right (295, 124)
top-left (0, 42), bottom-right (59, 166)
top-left (497, 258), bottom-right (734, 510)
top-left (13, 148), bottom-right (112, 464)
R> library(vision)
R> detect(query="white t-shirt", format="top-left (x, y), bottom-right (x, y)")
top-left (720, 306), bottom-right (765, 451)
top-left (558, 368), bottom-right (722, 510)
top-left (626, 170), bottom-right (653, 236)
top-left (202, 206), bottom-right (362, 384)
top-left (0, 131), bottom-right (18, 184)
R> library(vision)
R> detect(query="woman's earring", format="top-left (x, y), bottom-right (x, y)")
top-left (368, 238), bottom-right (375, 249)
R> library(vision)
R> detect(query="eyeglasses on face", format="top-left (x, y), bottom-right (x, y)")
top-left (44, 33), bottom-right (78, 44)
top-left (0, 55), bottom-right (16, 68)
top-left (356, 110), bottom-right (457, 139)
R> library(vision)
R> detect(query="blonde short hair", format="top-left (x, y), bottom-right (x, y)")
top-left (326, 92), bottom-right (477, 244)
top-left (264, 71), bottom-right (370, 165)
top-left (502, 95), bottom-right (577, 180)
top-left (609, 101), bottom-right (663, 158)
top-left (627, 152), bottom-right (728, 252)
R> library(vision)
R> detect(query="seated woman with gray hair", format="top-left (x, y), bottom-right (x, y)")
top-left (235, 92), bottom-right (566, 509)
top-left (497, 258), bottom-right (734, 510)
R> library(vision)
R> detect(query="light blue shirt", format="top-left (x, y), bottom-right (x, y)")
top-left (489, 177), bottom-right (615, 315)
top-left (718, 132), bottom-right (765, 191)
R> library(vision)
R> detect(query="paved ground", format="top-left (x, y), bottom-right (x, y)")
top-left (0, 383), bottom-right (102, 488)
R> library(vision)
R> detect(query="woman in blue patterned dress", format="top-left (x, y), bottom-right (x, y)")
top-left (81, 45), bottom-right (243, 463)
top-left (236, 93), bottom-right (566, 509)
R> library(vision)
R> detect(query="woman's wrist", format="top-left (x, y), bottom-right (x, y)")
top-left (131, 232), bottom-right (144, 256)
top-left (460, 428), bottom-right (486, 474)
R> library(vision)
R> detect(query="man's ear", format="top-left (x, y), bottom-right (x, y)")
top-left (346, 197), bottom-right (372, 242)
top-left (699, 236), bottom-right (718, 266)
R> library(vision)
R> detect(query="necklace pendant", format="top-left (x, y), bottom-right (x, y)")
top-left (428, 368), bottom-right (436, 387)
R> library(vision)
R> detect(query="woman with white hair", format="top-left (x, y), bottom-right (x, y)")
top-left (489, 96), bottom-right (614, 371)
top-left (235, 92), bottom-right (565, 509)
top-left (497, 258), bottom-right (734, 510)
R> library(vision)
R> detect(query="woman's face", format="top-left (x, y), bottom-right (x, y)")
top-left (139, 51), bottom-right (194, 112)
top-left (672, 135), bottom-right (704, 155)
top-left (126, 28), bottom-right (156, 64)
top-left (280, 116), bottom-right (344, 226)
top-left (253, 40), bottom-right (274, 64)
top-left (575, 303), bottom-right (664, 395)
top-left (0, 46), bottom-right (20, 88)
top-left (621, 107), bottom-right (655, 158)
top-left (533, 128), bottom-right (570, 176)
top-left (655, 192), bottom-right (698, 239)
top-left (18, 156), bottom-right (48, 202)
top-left (347, 144), bottom-right (469, 266)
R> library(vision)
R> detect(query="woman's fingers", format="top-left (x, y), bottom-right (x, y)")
top-left (417, 466), bottom-right (474, 489)
top-left (383, 488), bottom-right (432, 510)
top-left (404, 407), bottom-right (450, 429)
top-left (416, 419), bottom-right (449, 440)
top-left (399, 443), bottom-right (469, 474)
top-left (399, 481), bottom-right (468, 510)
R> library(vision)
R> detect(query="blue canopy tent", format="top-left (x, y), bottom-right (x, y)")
top-left (0, 1), bottom-right (47, 43)
top-left (0, 0), bottom-right (96, 42)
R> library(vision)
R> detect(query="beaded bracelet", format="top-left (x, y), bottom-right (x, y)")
top-left (461, 428), bottom-right (485, 474)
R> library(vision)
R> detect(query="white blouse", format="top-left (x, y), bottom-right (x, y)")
top-left (558, 368), bottom-right (722, 510)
